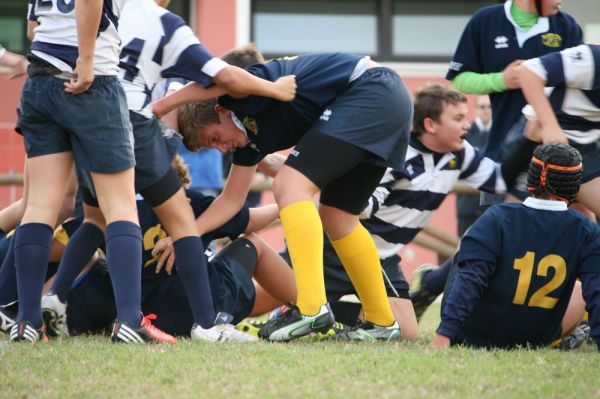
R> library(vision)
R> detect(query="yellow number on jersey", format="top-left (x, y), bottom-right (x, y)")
top-left (512, 251), bottom-right (567, 309)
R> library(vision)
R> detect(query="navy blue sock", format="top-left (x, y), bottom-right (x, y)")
top-left (51, 223), bottom-right (104, 302)
top-left (0, 233), bottom-right (18, 305)
top-left (105, 221), bottom-right (142, 328)
top-left (15, 223), bottom-right (53, 328)
top-left (422, 258), bottom-right (452, 297)
top-left (173, 236), bottom-right (215, 328)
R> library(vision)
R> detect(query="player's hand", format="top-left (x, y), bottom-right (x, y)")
top-left (429, 333), bottom-right (451, 348)
top-left (502, 60), bottom-right (524, 90)
top-left (541, 125), bottom-right (568, 144)
top-left (6, 58), bottom-right (28, 79)
top-left (152, 237), bottom-right (176, 275)
top-left (151, 100), bottom-right (166, 119)
top-left (64, 57), bottom-right (94, 94)
top-left (273, 75), bottom-right (296, 101)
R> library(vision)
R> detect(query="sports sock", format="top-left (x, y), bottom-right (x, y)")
top-left (15, 223), bottom-right (53, 328)
top-left (331, 224), bottom-right (395, 327)
top-left (280, 201), bottom-right (326, 315)
top-left (173, 236), bottom-right (215, 328)
top-left (105, 221), bottom-right (142, 328)
top-left (0, 232), bottom-right (18, 305)
top-left (422, 258), bottom-right (452, 296)
top-left (51, 222), bottom-right (104, 302)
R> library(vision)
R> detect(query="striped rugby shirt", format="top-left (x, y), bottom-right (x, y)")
top-left (360, 136), bottom-right (505, 259)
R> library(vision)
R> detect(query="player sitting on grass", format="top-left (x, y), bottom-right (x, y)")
top-left (431, 143), bottom-right (600, 350)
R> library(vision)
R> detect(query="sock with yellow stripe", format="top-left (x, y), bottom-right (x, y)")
top-left (280, 201), bottom-right (326, 315)
top-left (330, 223), bottom-right (395, 327)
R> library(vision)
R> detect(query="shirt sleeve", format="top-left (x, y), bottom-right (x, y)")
top-left (451, 71), bottom-right (506, 95)
top-left (523, 45), bottom-right (600, 90)
top-left (27, 0), bottom-right (37, 22)
top-left (360, 168), bottom-right (394, 219)
top-left (158, 12), bottom-right (226, 88)
top-left (437, 259), bottom-right (496, 339)
top-left (579, 273), bottom-right (600, 351)
top-left (459, 143), bottom-right (506, 194)
top-left (187, 189), bottom-right (250, 245)
top-left (445, 16), bottom-right (484, 81)
top-left (456, 207), bottom-right (502, 265)
top-left (232, 147), bottom-right (266, 167)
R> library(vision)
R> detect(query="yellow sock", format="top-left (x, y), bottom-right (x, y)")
top-left (331, 224), bottom-right (395, 326)
top-left (280, 201), bottom-right (326, 315)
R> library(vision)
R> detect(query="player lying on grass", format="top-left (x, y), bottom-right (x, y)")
top-left (0, 157), bottom-right (296, 340)
top-left (431, 143), bottom-right (600, 350)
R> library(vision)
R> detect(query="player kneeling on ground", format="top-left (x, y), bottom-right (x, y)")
top-left (431, 143), bottom-right (600, 350)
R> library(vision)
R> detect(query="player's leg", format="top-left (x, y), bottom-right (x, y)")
top-left (137, 114), bottom-right (221, 337)
top-left (245, 233), bottom-right (296, 309)
top-left (152, 186), bottom-right (218, 330)
top-left (575, 177), bottom-right (600, 217)
top-left (13, 151), bottom-right (74, 341)
top-left (43, 201), bottom-right (105, 336)
top-left (319, 162), bottom-right (398, 334)
top-left (549, 281), bottom-right (588, 350)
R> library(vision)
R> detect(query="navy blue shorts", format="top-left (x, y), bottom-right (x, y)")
top-left (207, 237), bottom-right (257, 325)
top-left (78, 112), bottom-right (183, 206)
top-left (309, 67), bottom-right (412, 170)
top-left (16, 75), bottom-right (135, 174)
top-left (570, 140), bottom-right (600, 183)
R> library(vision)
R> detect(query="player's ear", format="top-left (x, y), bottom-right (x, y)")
top-left (423, 117), bottom-right (436, 134)
top-left (214, 104), bottom-right (230, 117)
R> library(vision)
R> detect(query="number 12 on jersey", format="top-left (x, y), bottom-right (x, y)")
top-left (512, 251), bottom-right (567, 309)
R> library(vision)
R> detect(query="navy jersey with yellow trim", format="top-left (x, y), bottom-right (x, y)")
top-left (445, 201), bottom-right (600, 348)
top-left (220, 53), bottom-right (362, 166)
top-left (446, 3), bottom-right (582, 160)
top-left (139, 190), bottom-right (249, 278)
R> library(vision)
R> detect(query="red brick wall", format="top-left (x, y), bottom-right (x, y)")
top-left (0, 73), bottom-right (26, 208)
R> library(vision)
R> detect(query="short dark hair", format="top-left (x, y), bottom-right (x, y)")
top-left (527, 142), bottom-right (583, 204)
top-left (412, 83), bottom-right (467, 137)
top-left (221, 43), bottom-right (264, 68)
top-left (177, 99), bottom-right (219, 152)
top-left (176, 44), bottom-right (265, 152)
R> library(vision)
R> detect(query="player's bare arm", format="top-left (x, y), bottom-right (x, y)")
top-left (65, 0), bottom-right (103, 94)
top-left (516, 65), bottom-right (568, 144)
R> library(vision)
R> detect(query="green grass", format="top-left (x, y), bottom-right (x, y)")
top-left (1, 305), bottom-right (598, 399)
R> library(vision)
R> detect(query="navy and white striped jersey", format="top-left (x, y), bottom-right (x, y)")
top-left (118, 0), bottom-right (228, 118)
top-left (523, 44), bottom-right (600, 144)
top-left (360, 137), bottom-right (505, 259)
top-left (27, 0), bottom-right (125, 76)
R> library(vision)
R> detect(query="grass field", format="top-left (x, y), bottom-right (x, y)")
top-left (1, 305), bottom-right (598, 399)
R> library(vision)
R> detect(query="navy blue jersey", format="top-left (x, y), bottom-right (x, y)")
top-left (441, 198), bottom-right (600, 348)
top-left (220, 53), bottom-right (363, 166)
top-left (139, 190), bottom-right (249, 279)
top-left (446, 3), bottom-right (582, 160)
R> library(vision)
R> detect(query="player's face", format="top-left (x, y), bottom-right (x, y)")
top-left (476, 96), bottom-right (492, 125)
top-left (432, 102), bottom-right (470, 152)
top-left (198, 113), bottom-right (249, 154)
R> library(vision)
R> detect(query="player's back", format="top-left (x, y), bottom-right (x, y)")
top-left (119, 0), bottom-right (211, 117)
top-left (30, 0), bottom-right (125, 75)
top-left (458, 201), bottom-right (599, 348)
